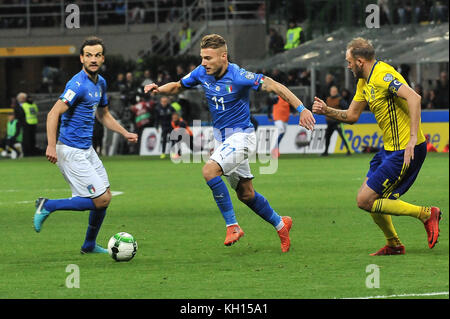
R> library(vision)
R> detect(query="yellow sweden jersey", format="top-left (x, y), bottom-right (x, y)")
top-left (353, 61), bottom-right (425, 151)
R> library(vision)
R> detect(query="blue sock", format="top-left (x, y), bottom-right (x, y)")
top-left (44, 196), bottom-right (96, 213)
top-left (81, 209), bottom-right (106, 251)
top-left (277, 132), bottom-right (285, 146)
top-left (206, 176), bottom-right (237, 226)
top-left (246, 191), bottom-right (282, 229)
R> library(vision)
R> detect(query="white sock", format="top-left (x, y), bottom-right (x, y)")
top-left (275, 220), bottom-right (285, 231)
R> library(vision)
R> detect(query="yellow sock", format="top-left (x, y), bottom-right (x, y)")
top-left (371, 199), bottom-right (431, 222)
top-left (370, 213), bottom-right (402, 247)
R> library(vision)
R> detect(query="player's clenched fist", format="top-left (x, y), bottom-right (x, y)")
top-left (312, 96), bottom-right (328, 115)
top-left (46, 145), bottom-right (58, 164)
top-left (124, 132), bottom-right (138, 144)
top-left (144, 83), bottom-right (160, 94)
top-left (298, 108), bottom-right (316, 131)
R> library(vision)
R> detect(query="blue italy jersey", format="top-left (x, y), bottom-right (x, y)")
top-left (59, 69), bottom-right (108, 149)
top-left (180, 63), bottom-right (264, 141)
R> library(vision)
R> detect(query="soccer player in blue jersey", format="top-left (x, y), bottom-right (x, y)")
top-left (33, 36), bottom-right (138, 254)
top-left (145, 34), bottom-right (315, 252)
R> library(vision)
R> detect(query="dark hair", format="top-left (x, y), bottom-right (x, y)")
top-left (80, 36), bottom-right (106, 55)
top-left (346, 37), bottom-right (375, 61)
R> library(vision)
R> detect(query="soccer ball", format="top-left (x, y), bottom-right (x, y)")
top-left (107, 232), bottom-right (138, 262)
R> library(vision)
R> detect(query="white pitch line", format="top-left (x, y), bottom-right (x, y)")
top-left (341, 291), bottom-right (449, 299)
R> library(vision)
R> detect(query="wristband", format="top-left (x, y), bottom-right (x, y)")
top-left (297, 104), bottom-right (305, 113)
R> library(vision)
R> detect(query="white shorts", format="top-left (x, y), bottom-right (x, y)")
top-left (56, 143), bottom-right (110, 198)
top-left (210, 132), bottom-right (257, 190)
top-left (274, 120), bottom-right (288, 135)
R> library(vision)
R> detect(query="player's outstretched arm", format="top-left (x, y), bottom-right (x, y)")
top-left (46, 99), bottom-right (69, 164)
top-left (144, 81), bottom-right (184, 96)
top-left (260, 76), bottom-right (315, 130)
top-left (96, 106), bottom-right (138, 143)
top-left (312, 97), bottom-right (366, 124)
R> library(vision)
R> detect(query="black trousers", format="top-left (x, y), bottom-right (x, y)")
top-left (161, 127), bottom-right (172, 153)
top-left (324, 121), bottom-right (351, 154)
top-left (22, 124), bottom-right (36, 156)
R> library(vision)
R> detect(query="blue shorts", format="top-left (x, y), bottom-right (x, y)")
top-left (366, 142), bottom-right (427, 199)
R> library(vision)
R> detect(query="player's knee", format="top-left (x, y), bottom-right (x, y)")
top-left (236, 186), bottom-right (255, 203)
top-left (356, 194), bottom-right (373, 212)
top-left (202, 161), bottom-right (222, 181)
top-left (94, 190), bottom-right (112, 209)
top-left (237, 190), bottom-right (254, 203)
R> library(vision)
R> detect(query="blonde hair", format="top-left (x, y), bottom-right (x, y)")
top-left (200, 34), bottom-right (227, 51)
top-left (347, 37), bottom-right (375, 61)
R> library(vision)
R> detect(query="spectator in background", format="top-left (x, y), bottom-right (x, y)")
top-left (14, 93), bottom-right (26, 135)
top-left (340, 88), bottom-right (352, 108)
top-left (378, 0), bottom-right (393, 25)
top-left (268, 28), bottom-right (284, 56)
top-left (267, 93), bottom-right (295, 158)
top-left (397, 0), bottom-right (412, 25)
top-left (322, 86), bottom-right (352, 156)
top-left (129, 1), bottom-right (146, 24)
top-left (0, 110), bottom-right (22, 159)
top-left (177, 92), bottom-right (193, 123)
top-left (170, 112), bottom-right (193, 159)
top-left (167, 0), bottom-right (180, 22)
top-left (413, 83), bottom-right (430, 109)
top-left (164, 31), bottom-right (179, 55)
top-left (270, 68), bottom-right (287, 84)
top-left (179, 22), bottom-right (192, 52)
top-left (321, 73), bottom-right (336, 99)
top-left (154, 96), bottom-right (176, 159)
top-left (130, 92), bottom-right (154, 153)
top-left (141, 69), bottom-right (154, 88)
top-left (284, 20), bottom-right (303, 50)
top-left (121, 72), bottom-right (139, 107)
top-left (286, 71), bottom-right (299, 86)
top-left (20, 94), bottom-right (39, 156)
top-left (114, 0), bottom-right (127, 23)
top-left (175, 65), bottom-right (186, 79)
top-left (188, 63), bottom-right (197, 72)
top-left (427, 89), bottom-right (437, 109)
top-left (298, 69), bottom-right (311, 86)
top-left (398, 64), bottom-right (411, 86)
top-left (432, 71), bottom-right (449, 108)
top-left (429, 0), bottom-right (448, 23)
top-left (112, 72), bottom-right (126, 91)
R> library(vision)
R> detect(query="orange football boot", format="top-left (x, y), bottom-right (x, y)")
top-left (224, 225), bottom-right (244, 246)
top-left (370, 245), bottom-right (405, 256)
top-left (277, 216), bottom-right (293, 252)
top-left (424, 207), bottom-right (442, 249)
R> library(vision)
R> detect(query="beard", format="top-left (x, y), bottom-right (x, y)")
top-left (352, 65), bottom-right (364, 79)
top-left (84, 64), bottom-right (100, 77)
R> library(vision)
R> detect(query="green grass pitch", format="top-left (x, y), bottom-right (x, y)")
top-left (0, 153), bottom-right (448, 299)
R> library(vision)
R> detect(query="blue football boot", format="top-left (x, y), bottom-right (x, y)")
top-left (80, 243), bottom-right (108, 254)
top-left (33, 197), bottom-right (51, 233)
